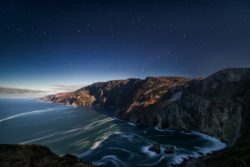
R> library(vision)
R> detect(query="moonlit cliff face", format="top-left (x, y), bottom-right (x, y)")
top-left (43, 68), bottom-right (250, 145)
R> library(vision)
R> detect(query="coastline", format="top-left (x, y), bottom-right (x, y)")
top-left (39, 98), bottom-right (229, 166)
top-left (179, 135), bottom-right (250, 167)
top-left (1, 98), bottom-right (229, 167)
top-left (3, 68), bottom-right (249, 167)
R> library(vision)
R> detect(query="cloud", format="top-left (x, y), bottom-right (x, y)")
top-left (0, 84), bottom-right (86, 98)
top-left (52, 84), bottom-right (85, 92)
top-left (0, 87), bottom-right (46, 94)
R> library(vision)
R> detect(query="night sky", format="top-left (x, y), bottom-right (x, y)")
top-left (1, 0), bottom-right (250, 91)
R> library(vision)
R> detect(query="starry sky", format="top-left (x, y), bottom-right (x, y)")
top-left (0, 0), bottom-right (250, 92)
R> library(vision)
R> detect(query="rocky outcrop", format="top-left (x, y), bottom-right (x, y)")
top-left (42, 68), bottom-right (250, 146)
top-left (0, 144), bottom-right (98, 167)
top-left (179, 82), bottom-right (250, 167)
top-left (148, 143), bottom-right (161, 154)
top-left (149, 68), bottom-right (250, 145)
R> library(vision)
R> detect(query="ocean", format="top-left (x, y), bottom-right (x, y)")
top-left (0, 99), bottom-right (226, 167)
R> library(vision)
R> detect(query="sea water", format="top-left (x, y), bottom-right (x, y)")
top-left (0, 99), bottom-right (226, 167)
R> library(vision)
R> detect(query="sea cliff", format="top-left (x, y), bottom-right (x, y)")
top-left (41, 68), bottom-right (250, 166)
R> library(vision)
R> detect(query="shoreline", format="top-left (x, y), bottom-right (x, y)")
top-left (0, 98), bottom-right (246, 167)
top-left (39, 98), bottom-right (228, 166)
top-left (178, 135), bottom-right (250, 167)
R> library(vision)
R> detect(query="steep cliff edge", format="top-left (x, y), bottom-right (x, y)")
top-left (137, 68), bottom-right (250, 145)
top-left (41, 68), bottom-right (250, 146)
top-left (178, 85), bottom-right (250, 167)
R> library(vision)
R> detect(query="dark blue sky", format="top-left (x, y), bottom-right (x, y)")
top-left (1, 0), bottom-right (250, 90)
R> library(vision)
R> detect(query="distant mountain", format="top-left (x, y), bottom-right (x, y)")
top-left (42, 68), bottom-right (250, 167)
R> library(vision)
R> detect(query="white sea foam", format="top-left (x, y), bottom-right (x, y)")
top-left (140, 129), bottom-right (226, 165)
top-left (142, 145), bottom-right (159, 157)
top-left (154, 127), bottom-right (165, 132)
top-left (63, 127), bottom-right (82, 134)
top-left (191, 131), bottom-right (227, 153)
top-left (171, 154), bottom-right (188, 164)
top-left (94, 155), bottom-right (127, 167)
top-left (20, 133), bottom-right (57, 144)
top-left (63, 117), bottom-right (113, 135)
top-left (78, 134), bottom-right (108, 157)
top-left (154, 127), bottom-right (176, 133)
top-left (91, 132), bottom-right (111, 149)
top-left (153, 128), bottom-right (226, 155)
top-left (128, 122), bottom-right (136, 126)
top-left (73, 140), bottom-right (90, 147)
top-left (91, 140), bottom-right (104, 149)
top-left (84, 117), bottom-right (113, 131)
top-left (169, 131), bottom-right (227, 165)
top-left (0, 108), bottom-right (55, 122)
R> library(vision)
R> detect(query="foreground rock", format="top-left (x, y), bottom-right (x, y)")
top-left (148, 143), bottom-right (161, 154)
top-left (0, 144), bottom-right (98, 167)
top-left (164, 145), bottom-right (175, 154)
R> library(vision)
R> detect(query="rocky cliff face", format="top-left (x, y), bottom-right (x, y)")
top-left (0, 144), bottom-right (98, 167)
top-left (42, 68), bottom-right (250, 146)
top-left (138, 68), bottom-right (250, 145)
